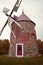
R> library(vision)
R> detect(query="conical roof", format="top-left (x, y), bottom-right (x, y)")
top-left (13, 11), bottom-right (36, 25)
top-left (17, 11), bottom-right (31, 21)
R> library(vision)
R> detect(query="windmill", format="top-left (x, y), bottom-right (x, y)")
top-left (0, 0), bottom-right (22, 38)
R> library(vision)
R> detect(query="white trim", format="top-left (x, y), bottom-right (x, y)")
top-left (16, 43), bottom-right (23, 57)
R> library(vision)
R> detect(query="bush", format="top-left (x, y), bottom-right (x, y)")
top-left (37, 39), bottom-right (43, 54)
top-left (0, 39), bottom-right (9, 54)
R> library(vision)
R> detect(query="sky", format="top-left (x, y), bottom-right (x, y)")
top-left (0, 0), bottom-right (43, 40)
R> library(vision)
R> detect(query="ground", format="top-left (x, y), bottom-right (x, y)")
top-left (0, 55), bottom-right (43, 65)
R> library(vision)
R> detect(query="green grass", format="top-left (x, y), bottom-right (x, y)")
top-left (0, 55), bottom-right (43, 65)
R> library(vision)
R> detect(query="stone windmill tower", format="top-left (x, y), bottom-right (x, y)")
top-left (0, 0), bottom-right (38, 57)
top-left (9, 11), bottom-right (38, 57)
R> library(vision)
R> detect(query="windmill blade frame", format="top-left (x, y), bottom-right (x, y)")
top-left (8, 16), bottom-right (22, 29)
top-left (3, 7), bottom-right (10, 14)
top-left (7, 16), bottom-right (22, 38)
top-left (0, 0), bottom-right (22, 35)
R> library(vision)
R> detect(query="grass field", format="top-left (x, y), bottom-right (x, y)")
top-left (0, 55), bottom-right (43, 65)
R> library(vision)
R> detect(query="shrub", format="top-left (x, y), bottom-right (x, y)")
top-left (0, 39), bottom-right (9, 54)
top-left (37, 39), bottom-right (43, 54)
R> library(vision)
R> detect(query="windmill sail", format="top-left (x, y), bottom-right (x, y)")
top-left (3, 7), bottom-right (9, 14)
top-left (8, 17), bottom-right (22, 38)
top-left (8, 17), bottom-right (13, 28)
top-left (0, 0), bottom-right (22, 36)
top-left (8, 17), bottom-right (16, 38)
top-left (13, 0), bottom-right (22, 12)
top-left (14, 20), bottom-right (22, 29)
top-left (8, 17), bottom-right (22, 29)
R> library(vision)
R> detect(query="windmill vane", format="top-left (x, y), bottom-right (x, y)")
top-left (0, 0), bottom-right (22, 36)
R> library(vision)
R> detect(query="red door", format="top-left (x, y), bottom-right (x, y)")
top-left (17, 45), bottom-right (22, 55)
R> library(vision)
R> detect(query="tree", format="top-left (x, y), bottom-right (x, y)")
top-left (37, 39), bottom-right (43, 54)
top-left (0, 39), bottom-right (9, 54)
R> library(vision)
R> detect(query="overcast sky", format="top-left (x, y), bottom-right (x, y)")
top-left (0, 0), bottom-right (43, 40)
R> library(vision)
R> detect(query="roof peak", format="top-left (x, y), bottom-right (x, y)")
top-left (13, 11), bottom-right (36, 25)
top-left (22, 9), bottom-right (24, 14)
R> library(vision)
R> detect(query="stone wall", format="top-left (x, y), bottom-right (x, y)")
top-left (9, 21), bottom-right (38, 57)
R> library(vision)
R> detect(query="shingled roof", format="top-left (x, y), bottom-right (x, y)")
top-left (13, 11), bottom-right (36, 25)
